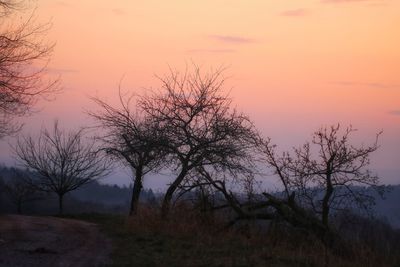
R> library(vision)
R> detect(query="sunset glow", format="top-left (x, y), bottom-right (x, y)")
top-left (1, 0), bottom-right (399, 185)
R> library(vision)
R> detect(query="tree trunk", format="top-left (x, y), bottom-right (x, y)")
top-left (322, 172), bottom-right (333, 227)
top-left (129, 167), bottom-right (143, 216)
top-left (161, 168), bottom-right (188, 218)
top-left (58, 193), bottom-right (64, 215)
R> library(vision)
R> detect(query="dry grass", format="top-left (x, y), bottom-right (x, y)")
top-left (64, 205), bottom-right (400, 267)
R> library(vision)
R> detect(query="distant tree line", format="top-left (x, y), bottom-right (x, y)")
top-left (0, 166), bottom-right (157, 214)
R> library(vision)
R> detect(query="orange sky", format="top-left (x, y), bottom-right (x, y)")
top-left (1, 0), bottom-right (399, 185)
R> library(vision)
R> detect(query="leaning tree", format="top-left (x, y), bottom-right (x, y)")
top-left (262, 124), bottom-right (383, 230)
top-left (14, 121), bottom-right (110, 214)
top-left (139, 66), bottom-right (260, 218)
top-left (188, 124), bottom-right (384, 246)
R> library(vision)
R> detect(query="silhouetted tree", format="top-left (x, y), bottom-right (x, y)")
top-left (90, 90), bottom-right (167, 215)
top-left (187, 125), bottom-right (384, 250)
top-left (0, 0), bottom-right (58, 137)
top-left (263, 124), bottom-right (383, 228)
top-left (14, 121), bottom-right (110, 214)
top-left (4, 168), bottom-right (44, 213)
top-left (139, 65), bottom-right (259, 218)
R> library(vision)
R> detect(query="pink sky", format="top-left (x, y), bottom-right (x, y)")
top-left (1, 0), bottom-right (399, 186)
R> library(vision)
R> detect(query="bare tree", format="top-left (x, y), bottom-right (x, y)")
top-left (181, 125), bottom-right (384, 248)
top-left (0, 0), bottom-right (58, 137)
top-left (14, 121), bottom-right (110, 214)
top-left (263, 124), bottom-right (383, 228)
top-left (139, 65), bottom-right (259, 218)
top-left (4, 168), bottom-right (44, 213)
top-left (89, 90), bottom-right (168, 215)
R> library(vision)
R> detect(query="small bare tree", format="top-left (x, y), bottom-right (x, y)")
top-left (139, 65), bottom-right (259, 218)
top-left (14, 121), bottom-right (110, 214)
top-left (263, 124), bottom-right (383, 228)
top-left (0, 0), bottom-right (58, 137)
top-left (89, 90), bottom-right (168, 215)
top-left (4, 168), bottom-right (44, 214)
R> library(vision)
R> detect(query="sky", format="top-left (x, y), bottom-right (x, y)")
top-left (0, 0), bottom-right (399, 187)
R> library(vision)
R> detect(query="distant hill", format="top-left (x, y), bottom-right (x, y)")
top-left (69, 180), bottom-right (157, 206)
top-left (374, 184), bottom-right (400, 228)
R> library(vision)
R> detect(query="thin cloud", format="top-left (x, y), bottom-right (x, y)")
top-left (208, 35), bottom-right (255, 44)
top-left (366, 2), bottom-right (389, 7)
top-left (281, 9), bottom-right (309, 17)
top-left (47, 68), bottom-right (80, 74)
top-left (330, 81), bottom-right (399, 89)
top-left (112, 8), bottom-right (125, 16)
top-left (388, 110), bottom-right (400, 116)
top-left (322, 0), bottom-right (385, 3)
top-left (55, 1), bottom-right (73, 8)
top-left (187, 49), bottom-right (236, 54)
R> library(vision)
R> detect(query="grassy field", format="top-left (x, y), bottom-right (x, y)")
top-left (62, 209), bottom-right (400, 267)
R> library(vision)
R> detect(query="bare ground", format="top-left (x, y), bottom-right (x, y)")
top-left (0, 215), bottom-right (112, 267)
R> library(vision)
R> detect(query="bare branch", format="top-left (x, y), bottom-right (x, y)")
top-left (0, 0), bottom-right (59, 137)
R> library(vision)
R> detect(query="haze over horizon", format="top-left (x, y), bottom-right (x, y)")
top-left (0, 0), bottom-right (398, 187)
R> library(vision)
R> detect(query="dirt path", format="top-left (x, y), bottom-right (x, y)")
top-left (0, 215), bottom-right (112, 267)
